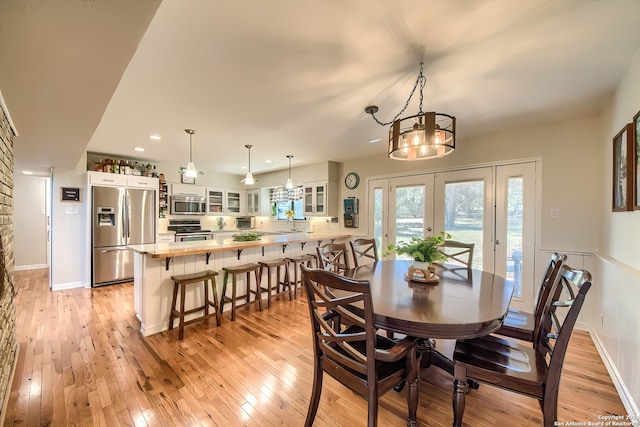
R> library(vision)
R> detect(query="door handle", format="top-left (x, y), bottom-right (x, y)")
top-left (427, 227), bottom-right (432, 232)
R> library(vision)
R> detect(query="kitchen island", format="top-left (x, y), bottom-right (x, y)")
top-left (128, 232), bottom-right (350, 336)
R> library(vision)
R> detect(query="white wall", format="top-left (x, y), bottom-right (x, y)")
top-left (589, 49), bottom-right (640, 414)
top-left (13, 174), bottom-right (48, 269)
top-left (51, 157), bottom-right (88, 290)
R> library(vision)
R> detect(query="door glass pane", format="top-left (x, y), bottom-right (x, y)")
top-left (373, 188), bottom-right (383, 257)
top-left (443, 181), bottom-right (484, 268)
top-left (506, 177), bottom-right (523, 298)
top-left (395, 186), bottom-right (425, 259)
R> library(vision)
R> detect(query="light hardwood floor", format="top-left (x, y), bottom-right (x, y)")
top-left (4, 268), bottom-right (627, 426)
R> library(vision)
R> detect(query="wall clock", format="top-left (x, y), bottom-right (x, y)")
top-left (344, 172), bottom-right (360, 189)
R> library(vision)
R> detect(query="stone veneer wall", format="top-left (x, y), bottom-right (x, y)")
top-left (0, 103), bottom-right (16, 420)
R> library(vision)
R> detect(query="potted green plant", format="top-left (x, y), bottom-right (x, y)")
top-left (384, 232), bottom-right (450, 269)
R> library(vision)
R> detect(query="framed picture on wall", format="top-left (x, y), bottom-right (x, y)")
top-left (612, 123), bottom-right (634, 212)
top-left (633, 110), bottom-right (640, 210)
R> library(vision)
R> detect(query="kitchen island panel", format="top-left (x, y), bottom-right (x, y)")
top-left (132, 233), bottom-right (349, 336)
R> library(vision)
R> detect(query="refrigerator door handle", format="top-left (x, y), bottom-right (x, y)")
top-left (121, 191), bottom-right (127, 241)
top-left (100, 248), bottom-right (128, 253)
top-left (126, 190), bottom-right (131, 239)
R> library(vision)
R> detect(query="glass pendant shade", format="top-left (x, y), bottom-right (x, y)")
top-left (244, 171), bottom-right (255, 185)
top-left (285, 154), bottom-right (294, 189)
top-left (185, 162), bottom-right (198, 178)
top-left (388, 112), bottom-right (455, 160)
top-left (286, 178), bottom-right (293, 189)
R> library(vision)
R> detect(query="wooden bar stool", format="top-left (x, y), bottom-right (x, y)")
top-left (169, 269), bottom-right (221, 340)
top-left (221, 263), bottom-right (262, 321)
top-left (285, 254), bottom-right (317, 299)
top-left (258, 258), bottom-right (291, 306)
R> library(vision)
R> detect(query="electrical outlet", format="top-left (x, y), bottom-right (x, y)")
top-left (551, 208), bottom-right (559, 219)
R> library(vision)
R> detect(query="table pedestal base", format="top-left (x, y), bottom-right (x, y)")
top-left (418, 339), bottom-right (480, 390)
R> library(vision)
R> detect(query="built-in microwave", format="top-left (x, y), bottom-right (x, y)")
top-left (170, 195), bottom-right (206, 215)
top-left (236, 216), bottom-right (255, 229)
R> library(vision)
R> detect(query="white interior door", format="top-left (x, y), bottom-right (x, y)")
top-left (495, 162), bottom-right (536, 311)
top-left (434, 168), bottom-right (494, 271)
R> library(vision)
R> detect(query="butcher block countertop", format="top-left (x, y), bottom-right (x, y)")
top-left (128, 232), bottom-right (350, 258)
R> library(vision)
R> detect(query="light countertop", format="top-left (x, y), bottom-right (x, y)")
top-left (129, 232), bottom-right (350, 258)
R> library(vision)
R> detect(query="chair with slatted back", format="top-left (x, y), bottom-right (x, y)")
top-left (349, 238), bottom-right (379, 267)
top-left (316, 242), bottom-right (350, 273)
top-left (440, 240), bottom-right (475, 276)
top-left (300, 265), bottom-right (421, 427)
top-left (496, 252), bottom-right (567, 342)
top-left (451, 264), bottom-right (592, 427)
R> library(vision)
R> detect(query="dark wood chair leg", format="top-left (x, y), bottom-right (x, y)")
top-left (304, 363), bottom-right (324, 427)
top-left (254, 270), bottom-right (263, 311)
top-left (208, 277), bottom-right (222, 327)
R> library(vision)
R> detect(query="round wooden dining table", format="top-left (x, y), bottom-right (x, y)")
top-left (343, 260), bottom-right (514, 340)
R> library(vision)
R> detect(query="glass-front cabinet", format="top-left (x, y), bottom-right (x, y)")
top-left (206, 188), bottom-right (244, 214)
top-left (226, 191), bottom-right (241, 214)
top-left (303, 181), bottom-right (327, 216)
top-left (246, 189), bottom-right (260, 215)
top-left (207, 188), bottom-right (224, 214)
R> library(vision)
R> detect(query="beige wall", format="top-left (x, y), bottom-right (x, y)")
top-left (340, 115), bottom-right (603, 252)
top-left (13, 174), bottom-right (47, 269)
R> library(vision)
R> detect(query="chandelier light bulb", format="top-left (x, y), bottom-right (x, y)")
top-left (244, 171), bottom-right (255, 185)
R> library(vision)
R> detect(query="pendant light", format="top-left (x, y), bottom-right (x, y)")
top-left (285, 155), bottom-right (294, 189)
top-left (183, 129), bottom-right (199, 178)
top-left (242, 144), bottom-right (256, 185)
top-left (364, 62), bottom-right (456, 160)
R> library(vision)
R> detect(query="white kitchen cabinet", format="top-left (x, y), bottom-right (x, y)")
top-left (206, 188), bottom-right (244, 215)
top-left (246, 189), bottom-right (260, 215)
top-left (88, 171), bottom-right (127, 187)
top-left (303, 181), bottom-right (338, 216)
top-left (206, 188), bottom-right (224, 214)
top-left (157, 233), bottom-right (175, 243)
top-left (170, 183), bottom-right (206, 198)
top-left (126, 175), bottom-right (158, 189)
top-left (226, 190), bottom-right (243, 215)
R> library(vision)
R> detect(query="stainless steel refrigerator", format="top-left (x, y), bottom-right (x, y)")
top-left (92, 186), bottom-right (156, 286)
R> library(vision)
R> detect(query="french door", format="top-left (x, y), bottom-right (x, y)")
top-left (369, 161), bottom-right (537, 311)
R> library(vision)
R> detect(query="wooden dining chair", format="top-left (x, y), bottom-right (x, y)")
top-left (349, 238), bottom-right (379, 267)
top-left (440, 240), bottom-right (474, 275)
top-left (300, 265), bottom-right (421, 427)
top-left (316, 242), bottom-right (350, 273)
top-left (496, 252), bottom-right (566, 342)
top-left (451, 264), bottom-right (592, 427)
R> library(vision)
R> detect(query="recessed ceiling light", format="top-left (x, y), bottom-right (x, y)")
top-left (265, 160), bottom-right (272, 163)
top-left (241, 166), bottom-right (247, 170)
top-left (369, 138), bottom-right (382, 144)
top-left (134, 147), bottom-right (145, 152)
top-left (22, 170), bottom-right (33, 175)
top-left (149, 134), bottom-right (161, 140)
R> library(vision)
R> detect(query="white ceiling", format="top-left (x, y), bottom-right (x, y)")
top-left (3, 0), bottom-right (640, 177)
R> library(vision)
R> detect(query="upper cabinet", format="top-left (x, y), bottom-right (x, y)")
top-left (206, 187), bottom-right (245, 215)
top-left (246, 189), bottom-right (260, 215)
top-left (171, 183), bottom-right (206, 198)
top-left (303, 180), bottom-right (337, 216)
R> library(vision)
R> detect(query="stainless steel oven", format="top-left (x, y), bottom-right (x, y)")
top-left (170, 195), bottom-right (206, 215)
top-left (175, 232), bottom-right (214, 242)
top-left (168, 219), bottom-right (213, 242)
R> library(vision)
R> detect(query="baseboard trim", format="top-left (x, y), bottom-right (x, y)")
top-left (14, 264), bottom-right (48, 271)
top-left (0, 343), bottom-right (19, 426)
top-left (587, 325), bottom-right (640, 418)
top-left (51, 281), bottom-right (84, 291)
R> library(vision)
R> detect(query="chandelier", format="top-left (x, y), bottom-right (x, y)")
top-left (365, 62), bottom-right (455, 160)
